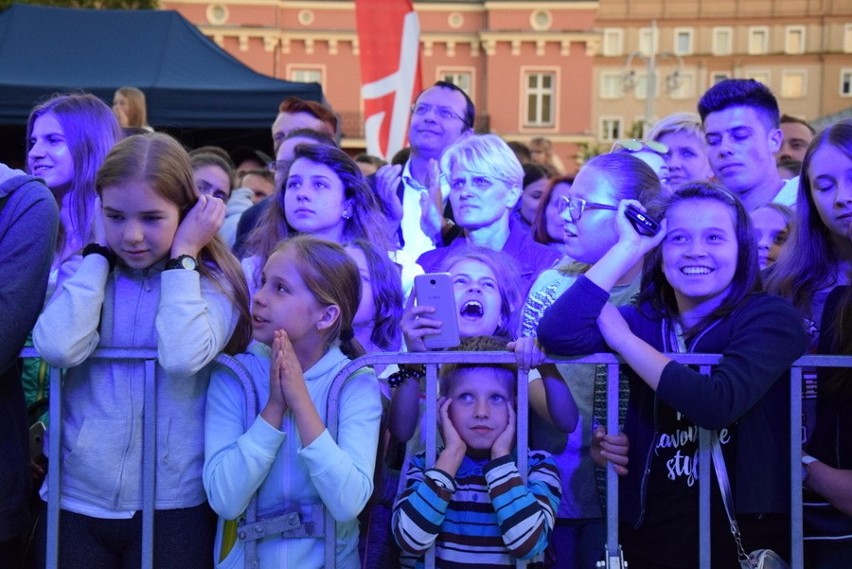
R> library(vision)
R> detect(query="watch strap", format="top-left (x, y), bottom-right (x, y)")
top-left (82, 243), bottom-right (116, 271)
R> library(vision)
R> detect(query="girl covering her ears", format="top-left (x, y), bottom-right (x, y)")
top-left (203, 235), bottom-right (382, 569)
top-left (32, 132), bottom-right (252, 568)
top-left (538, 182), bottom-right (807, 568)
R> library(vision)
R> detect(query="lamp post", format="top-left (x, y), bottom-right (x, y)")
top-left (621, 20), bottom-right (684, 133)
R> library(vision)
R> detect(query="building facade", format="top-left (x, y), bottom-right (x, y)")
top-left (161, 0), bottom-right (852, 168)
top-left (593, 0), bottom-right (852, 143)
top-left (161, 0), bottom-right (600, 173)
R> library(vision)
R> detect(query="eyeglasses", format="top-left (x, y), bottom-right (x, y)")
top-left (611, 138), bottom-right (668, 155)
top-left (410, 103), bottom-right (466, 123)
top-left (557, 196), bottom-right (618, 221)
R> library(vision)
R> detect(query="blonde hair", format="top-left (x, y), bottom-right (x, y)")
top-left (115, 86), bottom-right (149, 128)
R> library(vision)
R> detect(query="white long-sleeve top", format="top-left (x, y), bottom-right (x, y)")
top-left (33, 254), bottom-right (239, 514)
top-left (203, 342), bottom-right (381, 569)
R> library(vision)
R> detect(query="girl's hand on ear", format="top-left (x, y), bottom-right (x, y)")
top-left (613, 199), bottom-right (667, 258)
top-left (260, 330), bottom-right (288, 427)
top-left (590, 424), bottom-right (629, 476)
top-left (401, 293), bottom-right (443, 353)
top-left (507, 336), bottom-right (547, 372)
top-left (91, 196), bottom-right (108, 247)
top-left (597, 302), bottom-right (633, 354)
top-left (491, 402), bottom-right (516, 460)
top-left (171, 194), bottom-right (226, 258)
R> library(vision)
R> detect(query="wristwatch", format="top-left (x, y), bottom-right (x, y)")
top-left (165, 255), bottom-right (198, 271)
top-left (802, 454), bottom-right (819, 483)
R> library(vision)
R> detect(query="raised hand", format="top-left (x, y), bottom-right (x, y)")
top-left (91, 196), bottom-right (107, 246)
top-left (508, 336), bottom-right (547, 372)
top-left (590, 424), bottom-right (629, 476)
top-left (491, 401), bottom-right (516, 460)
top-left (401, 292), bottom-right (443, 352)
top-left (260, 330), bottom-right (289, 427)
top-left (374, 164), bottom-right (404, 226)
top-left (418, 158), bottom-right (445, 241)
top-left (171, 194), bottom-right (226, 258)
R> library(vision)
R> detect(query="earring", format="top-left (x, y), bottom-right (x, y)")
top-left (342, 209), bottom-right (352, 220)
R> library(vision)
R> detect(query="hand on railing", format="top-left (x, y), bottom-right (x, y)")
top-left (591, 424), bottom-right (629, 476)
top-left (507, 336), bottom-right (547, 372)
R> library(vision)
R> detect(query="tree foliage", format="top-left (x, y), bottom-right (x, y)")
top-left (0, 0), bottom-right (158, 10)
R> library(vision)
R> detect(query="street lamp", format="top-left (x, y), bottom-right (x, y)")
top-left (621, 20), bottom-right (685, 132)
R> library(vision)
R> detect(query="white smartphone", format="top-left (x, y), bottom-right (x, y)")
top-left (414, 272), bottom-right (461, 350)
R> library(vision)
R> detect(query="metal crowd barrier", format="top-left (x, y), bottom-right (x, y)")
top-left (20, 346), bottom-right (852, 569)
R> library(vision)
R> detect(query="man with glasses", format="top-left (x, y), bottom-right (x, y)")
top-left (416, 134), bottom-right (560, 302)
top-left (373, 81), bottom-right (475, 259)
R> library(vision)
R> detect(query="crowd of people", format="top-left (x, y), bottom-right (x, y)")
top-left (0, 76), bottom-right (849, 569)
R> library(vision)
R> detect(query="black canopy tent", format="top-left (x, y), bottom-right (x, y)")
top-left (0, 4), bottom-right (323, 163)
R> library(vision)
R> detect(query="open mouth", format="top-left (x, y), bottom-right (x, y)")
top-left (460, 300), bottom-right (484, 319)
top-left (681, 266), bottom-right (713, 275)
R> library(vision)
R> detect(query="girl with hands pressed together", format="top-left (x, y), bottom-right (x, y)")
top-left (32, 133), bottom-right (252, 569)
top-left (203, 236), bottom-right (381, 569)
top-left (538, 182), bottom-right (807, 568)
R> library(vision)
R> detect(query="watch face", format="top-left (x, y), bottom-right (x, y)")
top-left (180, 256), bottom-right (198, 270)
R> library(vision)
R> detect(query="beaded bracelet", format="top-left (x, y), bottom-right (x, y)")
top-left (387, 365), bottom-right (425, 388)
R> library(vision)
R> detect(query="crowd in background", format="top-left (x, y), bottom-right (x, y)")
top-left (0, 76), bottom-right (850, 569)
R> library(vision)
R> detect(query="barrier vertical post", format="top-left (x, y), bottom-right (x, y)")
top-left (790, 365), bottom-right (804, 568)
top-left (698, 366), bottom-right (713, 569)
top-left (141, 359), bottom-right (157, 569)
top-left (46, 365), bottom-right (62, 569)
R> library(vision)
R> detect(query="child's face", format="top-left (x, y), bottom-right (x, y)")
top-left (449, 259), bottom-right (503, 338)
top-left (446, 368), bottom-right (513, 455)
top-left (193, 164), bottom-right (231, 202)
top-left (750, 206), bottom-right (789, 269)
top-left (808, 143), bottom-right (852, 244)
top-left (28, 112), bottom-right (75, 195)
top-left (100, 182), bottom-right (180, 269)
top-left (284, 157), bottom-right (350, 242)
top-left (560, 168), bottom-right (620, 263)
top-left (345, 246), bottom-right (375, 329)
top-left (545, 181), bottom-right (571, 243)
top-left (662, 199), bottom-right (738, 316)
top-left (252, 247), bottom-right (327, 346)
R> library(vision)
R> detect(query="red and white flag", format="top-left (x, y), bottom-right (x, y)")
top-left (355, 0), bottom-right (422, 160)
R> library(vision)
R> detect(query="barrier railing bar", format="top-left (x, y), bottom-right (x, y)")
top-left (141, 359), bottom-right (157, 569)
top-left (790, 365), bottom-right (804, 568)
top-left (603, 362), bottom-right (621, 568)
top-left (23, 346), bottom-right (852, 569)
top-left (698, 365), bottom-right (713, 569)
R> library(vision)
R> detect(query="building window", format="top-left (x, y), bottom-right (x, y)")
top-left (603, 28), bottom-right (624, 56)
top-left (744, 69), bottom-right (770, 86)
top-left (841, 69), bottom-right (852, 97)
top-left (669, 71), bottom-right (696, 100)
top-left (711, 71), bottom-right (731, 85)
top-left (600, 117), bottom-right (623, 142)
top-left (639, 27), bottom-right (658, 57)
top-left (781, 71), bottom-right (806, 98)
top-left (674, 28), bottom-right (694, 56)
top-left (600, 71), bottom-right (624, 99)
top-left (748, 27), bottom-right (769, 55)
top-left (844, 24), bottom-right (852, 53)
top-left (785, 26), bottom-right (805, 54)
top-left (206, 4), bottom-right (228, 25)
top-left (713, 27), bottom-right (733, 56)
top-left (440, 70), bottom-right (473, 97)
top-left (525, 72), bottom-right (555, 127)
top-left (290, 68), bottom-right (323, 85)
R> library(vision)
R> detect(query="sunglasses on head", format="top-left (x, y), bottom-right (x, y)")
top-left (611, 138), bottom-right (668, 155)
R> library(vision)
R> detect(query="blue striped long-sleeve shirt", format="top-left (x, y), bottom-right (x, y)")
top-left (392, 449), bottom-right (561, 568)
